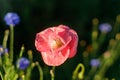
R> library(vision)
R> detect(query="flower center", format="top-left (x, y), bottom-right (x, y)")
top-left (51, 38), bottom-right (63, 50)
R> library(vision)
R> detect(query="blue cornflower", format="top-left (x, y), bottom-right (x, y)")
top-left (17, 57), bottom-right (30, 70)
top-left (99, 23), bottom-right (112, 33)
top-left (4, 12), bottom-right (20, 26)
top-left (90, 59), bottom-right (100, 67)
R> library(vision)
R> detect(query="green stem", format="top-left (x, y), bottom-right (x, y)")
top-left (0, 72), bottom-right (3, 80)
top-left (36, 62), bottom-right (43, 80)
top-left (19, 45), bottom-right (24, 58)
top-left (50, 66), bottom-right (55, 80)
top-left (91, 30), bottom-right (99, 57)
top-left (0, 56), bottom-right (2, 66)
top-left (28, 50), bottom-right (33, 62)
top-left (98, 33), bottom-right (106, 45)
top-left (10, 25), bottom-right (14, 62)
top-left (2, 30), bottom-right (9, 48)
top-left (25, 63), bottom-right (35, 80)
top-left (26, 67), bottom-right (32, 80)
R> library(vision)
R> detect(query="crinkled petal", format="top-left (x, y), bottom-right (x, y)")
top-left (55, 25), bottom-right (78, 58)
top-left (35, 28), bottom-right (53, 52)
top-left (68, 29), bottom-right (78, 58)
top-left (41, 47), bottom-right (70, 66)
top-left (57, 28), bottom-right (71, 45)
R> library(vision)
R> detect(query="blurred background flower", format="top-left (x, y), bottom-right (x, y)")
top-left (90, 59), bottom-right (100, 67)
top-left (99, 23), bottom-right (112, 33)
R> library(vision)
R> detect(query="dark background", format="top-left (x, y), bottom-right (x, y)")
top-left (0, 0), bottom-right (120, 80)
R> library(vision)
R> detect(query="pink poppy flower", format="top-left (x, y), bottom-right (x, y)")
top-left (35, 25), bottom-right (78, 66)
